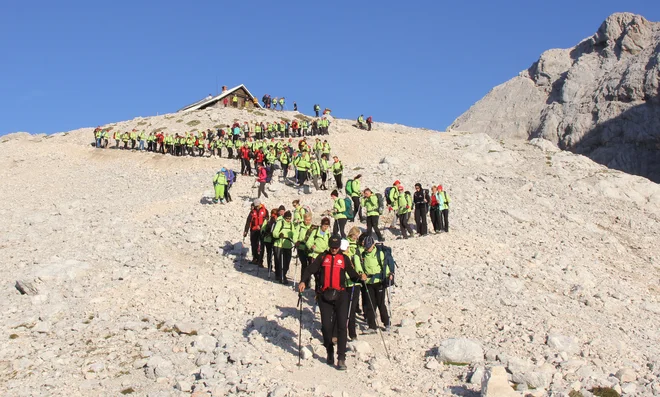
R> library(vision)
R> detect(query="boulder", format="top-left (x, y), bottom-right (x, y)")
top-left (481, 366), bottom-right (518, 397)
top-left (437, 338), bottom-right (484, 364)
top-left (547, 332), bottom-right (579, 354)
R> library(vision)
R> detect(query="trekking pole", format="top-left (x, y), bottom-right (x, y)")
top-left (280, 249), bottom-right (285, 284)
top-left (386, 285), bottom-right (393, 332)
top-left (297, 291), bottom-right (303, 367)
top-left (345, 285), bottom-right (355, 330)
top-left (361, 280), bottom-right (391, 361)
top-left (292, 254), bottom-right (299, 291)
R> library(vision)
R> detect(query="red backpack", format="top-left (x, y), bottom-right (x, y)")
top-left (321, 254), bottom-right (346, 293)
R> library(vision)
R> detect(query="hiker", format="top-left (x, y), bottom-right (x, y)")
top-left (306, 217), bottom-right (331, 262)
top-left (260, 208), bottom-right (279, 271)
top-left (310, 157), bottom-right (321, 190)
top-left (279, 147), bottom-right (291, 181)
top-left (357, 115), bottom-right (365, 129)
top-left (360, 236), bottom-right (392, 333)
top-left (345, 227), bottom-right (364, 340)
top-left (332, 156), bottom-right (343, 190)
top-left (293, 101), bottom-right (298, 111)
top-left (232, 94), bottom-right (238, 107)
top-left (256, 164), bottom-right (269, 199)
top-left (396, 185), bottom-right (414, 238)
top-left (279, 97), bottom-right (285, 110)
top-left (243, 199), bottom-right (268, 264)
top-left (429, 185), bottom-right (442, 233)
top-left (213, 168), bottom-right (229, 204)
top-left (296, 150), bottom-right (311, 186)
top-left (320, 154), bottom-right (330, 190)
top-left (295, 213), bottom-right (313, 289)
top-left (298, 236), bottom-right (367, 370)
top-left (273, 210), bottom-right (297, 284)
top-left (347, 175), bottom-right (363, 222)
top-left (362, 189), bottom-right (384, 242)
top-left (366, 116), bottom-right (373, 131)
top-left (292, 200), bottom-right (307, 226)
top-left (331, 190), bottom-right (348, 238)
top-left (314, 104), bottom-right (320, 117)
top-left (223, 168), bottom-right (236, 202)
top-left (438, 185), bottom-right (450, 232)
top-left (387, 180), bottom-right (402, 229)
top-left (413, 183), bottom-right (430, 236)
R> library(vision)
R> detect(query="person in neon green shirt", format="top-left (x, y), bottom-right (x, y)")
top-left (213, 169), bottom-right (228, 204)
top-left (331, 190), bottom-right (347, 238)
top-left (272, 211), bottom-right (298, 284)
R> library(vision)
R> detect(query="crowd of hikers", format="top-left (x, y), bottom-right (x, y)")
top-left (238, 176), bottom-right (450, 370)
top-left (91, 117), bottom-right (332, 154)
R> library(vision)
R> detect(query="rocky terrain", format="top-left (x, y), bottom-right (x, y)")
top-left (1, 106), bottom-right (659, 397)
top-left (449, 12), bottom-right (660, 183)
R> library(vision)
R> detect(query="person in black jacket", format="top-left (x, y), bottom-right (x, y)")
top-left (298, 236), bottom-right (366, 371)
top-left (413, 183), bottom-right (430, 236)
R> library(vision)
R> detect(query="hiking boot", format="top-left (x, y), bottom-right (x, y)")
top-left (362, 328), bottom-right (377, 335)
top-left (385, 325), bottom-right (391, 333)
top-left (349, 334), bottom-right (358, 341)
top-left (336, 360), bottom-right (347, 371)
top-left (326, 353), bottom-right (334, 366)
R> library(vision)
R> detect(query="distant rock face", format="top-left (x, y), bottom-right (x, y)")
top-left (450, 13), bottom-right (660, 182)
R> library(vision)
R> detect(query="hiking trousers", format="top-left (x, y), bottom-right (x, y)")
top-left (430, 206), bottom-right (441, 232)
top-left (366, 215), bottom-right (384, 241)
top-left (441, 209), bottom-right (449, 232)
top-left (298, 249), bottom-right (310, 287)
top-left (347, 285), bottom-right (360, 339)
top-left (249, 230), bottom-right (261, 262)
top-left (398, 213), bottom-right (414, 238)
top-left (414, 205), bottom-right (429, 235)
top-left (261, 241), bottom-right (274, 269)
top-left (364, 282), bottom-right (390, 329)
top-left (257, 182), bottom-right (269, 198)
top-left (319, 290), bottom-right (349, 361)
top-left (311, 174), bottom-right (320, 190)
top-left (298, 170), bottom-right (308, 186)
top-left (352, 196), bottom-right (363, 221)
top-left (274, 247), bottom-right (292, 281)
top-left (333, 218), bottom-right (347, 238)
top-left (334, 174), bottom-right (343, 189)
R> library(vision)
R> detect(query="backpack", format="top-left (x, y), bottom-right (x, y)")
top-left (375, 193), bottom-right (385, 215)
top-left (384, 187), bottom-right (393, 205)
top-left (264, 218), bottom-right (278, 239)
top-left (265, 166), bottom-right (273, 183)
top-left (375, 244), bottom-right (397, 285)
top-left (345, 179), bottom-right (354, 196)
top-left (343, 197), bottom-right (353, 219)
top-left (304, 225), bottom-right (319, 243)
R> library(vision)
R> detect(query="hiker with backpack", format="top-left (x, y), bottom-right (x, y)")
top-left (366, 116), bottom-right (373, 131)
top-left (396, 185), bottom-right (415, 238)
top-left (386, 180), bottom-right (402, 229)
top-left (298, 236), bottom-right (367, 370)
top-left (360, 236), bottom-right (393, 334)
top-left (438, 185), bottom-right (450, 232)
top-left (362, 189), bottom-right (385, 242)
top-left (413, 183), bottom-right (430, 236)
top-left (295, 213), bottom-right (314, 289)
top-left (309, 157), bottom-right (321, 190)
top-left (330, 190), bottom-right (350, 238)
top-left (345, 227), bottom-right (365, 340)
top-left (320, 154), bottom-right (330, 190)
top-left (223, 168), bottom-right (237, 203)
top-left (430, 185), bottom-right (443, 233)
top-left (273, 211), bottom-right (297, 284)
top-left (256, 165), bottom-right (269, 199)
top-left (306, 217), bottom-right (331, 262)
top-left (314, 104), bottom-right (320, 117)
top-left (332, 156), bottom-right (343, 190)
top-left (212, 168), bottom-right (229, 204)
top-left (261, 207), bottom-right (282, 272)
top-left (346, 175), bottom-right (364, 222)
top-left (279, 147), bottom-right (291, 181)
top-left (243, 199), bottom-right (268, 264)
top-left (292, 200), bottom-right (310, 226)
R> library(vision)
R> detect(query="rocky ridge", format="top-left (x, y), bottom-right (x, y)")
top-left (0, 106), bottom-right (659, 396)
top-left (449, 12), bottom-right (660, 183)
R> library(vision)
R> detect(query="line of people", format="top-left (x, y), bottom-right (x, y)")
top-left (242, 199), bottom-right (397, 371)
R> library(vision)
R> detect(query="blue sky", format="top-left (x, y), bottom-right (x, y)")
top-left (1, 1), bottom-right (659, 135)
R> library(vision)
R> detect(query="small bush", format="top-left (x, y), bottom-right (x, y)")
top-left (569, 391), bottom-right (584, 397)
top-left (9, 334), bottom-right (19, 339)
top-left (591, 387), bottom-right (620, 397)
top-left (186, 120), bottom-right (200, 127)
top-left (176, 119), bottom-right (183, 123)
top-left (120, 387), bottom-right (135, 394)
top-left (137, 121), bottom-right (147, 126)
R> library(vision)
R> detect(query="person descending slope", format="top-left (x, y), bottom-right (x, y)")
top-left (298, 236), bottom-right (367, 371)
top-left (360, 236), bottom-right (393, 334)
top-left (256, 165), bottom-right (269, 199)
top-left (295, 213), bottom-right (314, 289)
top-left (346, 174), bottom-right (363, 222)
top-left (273, 211), bottom-right (298, 284)
top-left (330, 190), bottom-right (348, 238)
top-left (213, 168), bottom-right (229, 204)
top-left (438, 185), bottom-right (450, 232)
top-left (345, 227), bottom-right (364, 341)
top-left (396, 185), bottom-right (414, 238)
top-left (386, 180), bottom-right (402, 229)
top-left (260, 208), bottom-right (281, 272)
top-left (361, 188), bottom-right (384, 242)
top-left (332, 156), bottom-right (343, 189)
top-left (306, 217), bottom-right (331, 263)
top-left (243, 199), bottom-right (268, 265)
top-left (413, 183), bottom-right (430, 236)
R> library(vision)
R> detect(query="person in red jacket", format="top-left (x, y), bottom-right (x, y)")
top-left (240, 144), bottom-right (251, 175)
top-left (256, 149), bottom-right (265, 167)
top-left (243, 199), bottom-right (269, 265)
top-left (366, 116), bottom-right (373, 131)
top-left (256, 165), bottom-right (269, 199)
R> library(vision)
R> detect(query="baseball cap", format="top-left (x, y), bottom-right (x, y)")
top-left (329, 236), bottom-right (341, 249)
